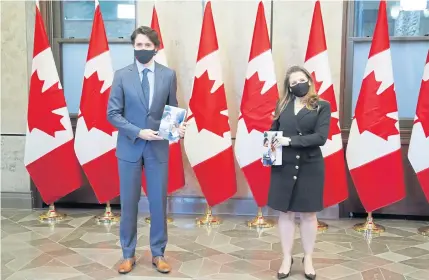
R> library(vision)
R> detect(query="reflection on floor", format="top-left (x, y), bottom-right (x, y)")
top-left (1, 209), bottom-right (429, 280)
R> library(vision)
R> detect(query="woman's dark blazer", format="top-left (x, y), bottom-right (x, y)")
top-left (267, 98), bottom-right (331, 213)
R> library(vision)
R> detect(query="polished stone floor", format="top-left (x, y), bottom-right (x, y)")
top-left (1, 208), bottom-right (429, 280)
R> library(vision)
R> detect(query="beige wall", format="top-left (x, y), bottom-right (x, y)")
top-left (1, 1), bottom-right (33, 193)
top-left (0, 0), bottom-right (344, 201)
top-left (137, 0), bottom-right (344, 199)
top-left (273, 0), bottom-right (343, 101)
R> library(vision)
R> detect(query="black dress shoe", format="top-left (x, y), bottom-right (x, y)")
top-left (302, 257), bottom-right (316, 279)
top-left (277, 257), bottom-right (293, 279)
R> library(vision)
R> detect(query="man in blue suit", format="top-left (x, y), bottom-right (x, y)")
top-left (107, 26), bottom-right (186, 275)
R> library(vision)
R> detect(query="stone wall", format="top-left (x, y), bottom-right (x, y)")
top-left (1, 1), bottom-right (34, 208)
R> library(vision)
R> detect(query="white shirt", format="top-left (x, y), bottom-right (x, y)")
top-left (136, 60), bottom-right (155, 108)
top-left (294, 97), bottom-right (305, 115)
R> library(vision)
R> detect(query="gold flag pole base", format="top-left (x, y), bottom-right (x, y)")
top-left (145, 216), bottom-right (174, 224)
top-left (353, 212), bottom-right (385, 234)
top-left (417, 226), bottom-right (429, 236)
top-left (95, 202), bottom-right (120, 224)
top-left (317, 220), bottom-right (329, 232)
top-left (39, 203), bottom-right (66, 224)
top-left (247, 207), bottom-right (274, 228)
top-left (196, 205), bottom-right (221, 226)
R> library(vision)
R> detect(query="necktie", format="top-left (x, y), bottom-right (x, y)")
top-left (142, 68), bottom-right (150, 107)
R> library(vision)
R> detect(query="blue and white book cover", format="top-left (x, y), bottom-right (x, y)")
top-left (262, 131), bottom-right (283, 166)
top-left (158, 105), bottom-right (187, 142)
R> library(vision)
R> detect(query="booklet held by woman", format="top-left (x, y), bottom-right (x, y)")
top-left (262, 131), bottom-right (283, 166)
top-left (158, 105), bottom-right (187, 142)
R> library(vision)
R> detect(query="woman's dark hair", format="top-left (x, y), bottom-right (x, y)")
top-left (131, 26), bottom-right (160, 48)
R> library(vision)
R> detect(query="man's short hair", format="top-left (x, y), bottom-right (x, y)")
top-left (130, 26), bottom-right (160, 48)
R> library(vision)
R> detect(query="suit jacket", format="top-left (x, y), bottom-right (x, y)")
top-left (107, 61), bottom-right (178, 163)
top-left (270, 99), bottom-right (331, 163)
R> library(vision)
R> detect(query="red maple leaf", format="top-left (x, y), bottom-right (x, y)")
top-left (319, 84), bottom-right (338, 112)
top-left (79, 72), bottom-right (116, 136)
top-left (415, 79), bottom-right (429, 137)
top-left (354, 71), bottom-right (399, 140)
top-left (326, 117), bottom-right (341, 140)
top-left (188, 71), bottom-right (230, 137)
top-left (318, 84), bottom-right (341, 140)
top-left (310, 71), bottom-right (324, 95)
top-left (28, 72), bottom-right (67, 137)
top-left (239, 72), bottom-right (278, 133)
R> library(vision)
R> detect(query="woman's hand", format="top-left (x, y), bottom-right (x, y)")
top-left (178, 122), bottom-right (187, 138)
top-left (273, 136), bottom-right (291, 148)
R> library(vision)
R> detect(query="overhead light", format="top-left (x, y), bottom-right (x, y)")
top-left (117, 4), bottom-right (135, 19)
top-left (400, 0), bottom-right (427, 11)
top-left (391, 5), bottom-right (401, 19)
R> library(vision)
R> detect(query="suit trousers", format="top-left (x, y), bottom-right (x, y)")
top-left (118, 142), bottom-right (168, 259)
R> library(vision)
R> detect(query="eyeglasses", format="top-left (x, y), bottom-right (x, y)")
top-left (289, 79), bottom-right (309, 87)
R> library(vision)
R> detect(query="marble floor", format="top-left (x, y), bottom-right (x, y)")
top-left (1, 209), bottom-right (429, 280)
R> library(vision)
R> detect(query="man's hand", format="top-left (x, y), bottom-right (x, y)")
top-left (273, 136), bottom-right (290, 148)
top-left (138, 129), bottom-right (163, 141)
top-left (179, 122), bottom-right (187, 138)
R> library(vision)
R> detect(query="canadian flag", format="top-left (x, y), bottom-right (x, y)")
top-left (74, 0), bottom-right (119, 203)
top-left (184, 1), bottom-right (237, 206)
top-left (24, 0), bottom-right (82, 204)
top-left (141, 5), bottom-right (185, 195)
top-left (304, 0), bottom-right (348, 208)
top-left (345, 0), bottom-right (405, 212)
top-left (408, 51), bottom-right (429, 202)
top-left (234, 1), bottom-right (279, 207)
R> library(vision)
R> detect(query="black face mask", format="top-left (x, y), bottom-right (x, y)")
top-left (290, 82), bottom-right (310, 97)
top-left (134, 49), bottom-right (156, 64)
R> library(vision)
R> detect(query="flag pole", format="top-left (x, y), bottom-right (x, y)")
top-left (352, 212), bottom-right (385, 234)
top-left (39, 203), bottom-right (66, 223)
top-left (417, 226), bottom-right (429, 236)
top-left (95, 201), bottom-right (120, 224)
top-left (196, 203), bottom-right (221, 226)
top-left (317, 220), bottom-right (328, 232)
top-left (247, 207), bottom-right (274, 228)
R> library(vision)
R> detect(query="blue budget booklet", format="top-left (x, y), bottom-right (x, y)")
top-left (158, 105), bottom-right (187, 142)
